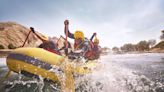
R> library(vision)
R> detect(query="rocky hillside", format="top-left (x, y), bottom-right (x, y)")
top-left (0, 22), bottom-right (63, 49)
top-left (149, 41), bottom-right (164, 53)
top-left (154, 41), bottom-right (164, 49)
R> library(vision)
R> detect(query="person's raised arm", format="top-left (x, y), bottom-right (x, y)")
top-left (90, 33), bottom-right (96, 41)
top-left (64, 20), bottom-right (75, 39)
top-left (30, 27), bottom-right (48, 42)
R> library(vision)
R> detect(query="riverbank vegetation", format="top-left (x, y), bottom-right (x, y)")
top-left (112, 30), bottom-right (164, 53)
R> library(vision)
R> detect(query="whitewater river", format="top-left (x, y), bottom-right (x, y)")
top-left (0, 53), bottom-right (164, 92)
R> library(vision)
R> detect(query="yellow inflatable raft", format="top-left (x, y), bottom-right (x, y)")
top-left (6, 48), bottom-right (64, 82)
top-left (6, 47), bottom-right (97, 92)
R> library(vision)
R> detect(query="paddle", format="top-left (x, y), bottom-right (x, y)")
top-left (29, 27), bottom-right (45, 42)
top-left (64, 20), bottom-right (69, 56)
top-left (56, 35), bottom-right (62, 48)
top-left (21, 29), bottom-right (32, 47)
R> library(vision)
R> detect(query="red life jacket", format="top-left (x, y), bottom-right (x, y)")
top-left (73, 39), bottom-right (98, 60)
top-left (74, 43), bottom-right (78, 49)
top-left (89, 41), bottom-right (94, 49)
top-left (84, 41), bottom-right (95, 58)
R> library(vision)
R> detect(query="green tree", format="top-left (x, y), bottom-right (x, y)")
top-left (160, 30), bottom-right (164, 41)
top-left (112, 47), bottom-right (119, 52)
top-left (137, 40), bottom-right (149, 51)
top-left (148, 39), bottom-right (156, 48)
top-left (120, 43), bottom-right (136, 52)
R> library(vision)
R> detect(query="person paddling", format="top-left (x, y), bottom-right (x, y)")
top-left (85, 33), bottom-right (101, 60)
top-left (64, 20), bottom-right (100, 60)
top-left (30, 27), bottom-right (61, 55)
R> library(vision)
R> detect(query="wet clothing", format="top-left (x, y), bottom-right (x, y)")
top-left (59, 41), bottom-right (72, 55)
top-left (67, 51), bottom-right (82, 60)
top-left (65, 30), bottom-right (92, 59)
top-left (38, 41), bottom-right (56, 49)
top-left (84, 34), bottom-right (101, 60)
top-left (38, 40), bottom-right (61, 55)
top-left (84, 44), bottom-right (101, 60)
top-left (31, 28), bottom-right (61, 55)
top-left (65, 30), bottom-right (90, 50)
top-left (65, 30), bottom-right (102, 60)
top-left (65, 30), bottom-right (101, 60)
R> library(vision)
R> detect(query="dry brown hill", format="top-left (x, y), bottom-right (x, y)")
top-left (0, 22), bottom-right (64, 49)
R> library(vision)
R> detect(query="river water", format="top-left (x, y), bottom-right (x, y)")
top-left (0, 53), bottom-right (164, 92)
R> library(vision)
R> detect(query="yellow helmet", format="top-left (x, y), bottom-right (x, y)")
top-left (74, 30), bottom-right (84, 40)
top-left (94, 37), bottom-right (99, 44)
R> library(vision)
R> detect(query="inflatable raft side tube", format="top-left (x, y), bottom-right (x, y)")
top-left (6, 53), bottom-right (65, 82)
top-left (7, 53), bottom-right (54, 70)
top-left (11, 48), bottom-right (64, 65)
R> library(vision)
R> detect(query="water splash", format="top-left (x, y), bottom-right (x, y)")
top-left (74, 54), bottom-right (164, 92)
top-left (1, 53), bottom-right (164, 92)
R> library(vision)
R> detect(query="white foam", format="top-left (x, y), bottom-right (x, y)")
top-left (0, 58), bottom-right (7, 66)
top-left (75, 53), bottom-right (164, 92)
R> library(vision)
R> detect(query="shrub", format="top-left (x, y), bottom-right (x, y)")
top-left (0, 44), bottom-right (4, 49)
top-left (8, 44), bottom-right (16, 49)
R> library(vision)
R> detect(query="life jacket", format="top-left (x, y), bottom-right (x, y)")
top-left (84, 42), bottom-right (100, 60)
top-left (73, 39), bottom-right (100, 60)
top-left (74, 39), bottom-right (85, 50)
top-left (74, 43), bottom-right (79, 50)
top-left (84, 41), bottom-right (94, 59)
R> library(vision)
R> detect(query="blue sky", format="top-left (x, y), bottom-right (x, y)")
top-left (0, 0), bottom-right (164, 48)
